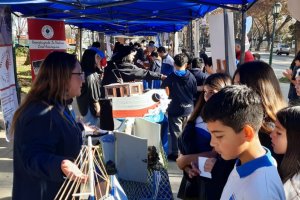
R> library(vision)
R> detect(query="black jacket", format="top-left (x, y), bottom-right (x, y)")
top-left (102, 61), bottom-right (162, 87)
top-left (189, 68), bottom-right (208, 87)
top-left (13, 101), bottom-right (82, 200)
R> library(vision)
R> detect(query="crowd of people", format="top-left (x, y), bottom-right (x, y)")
top-left (10, 39), bottom-right (300, 200)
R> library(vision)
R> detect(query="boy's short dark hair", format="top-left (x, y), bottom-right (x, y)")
top-left (202, 85), bottom-right (264, 133)
top-left (184, 52), bottom-right (193, 65)
top-left (151, 51), bottom-right (158, 58)
top-left (92, 41), bottom-right (101, 48)
top-left (133, 42), bottom-right (141, 48)
top-left (191, 58), bottom-right (203, 69)
top-left (206, 57), bottom-right (212, 67)
top-left (253, 53), bottom-right (261, 60)
top-left (235, 39), bottom-right (242, 46)
top-left (157, 46), bottom-right (166, 53)
top-left (174, 53), bottom-right (188, 67)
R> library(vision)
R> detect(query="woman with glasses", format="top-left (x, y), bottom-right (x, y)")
top-left (11, 51), bottom-right (87, 200)
top-left (77, 48), bottom-right (103, 127)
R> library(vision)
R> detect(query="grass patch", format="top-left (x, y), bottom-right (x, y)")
top-left (16, 56), bottom-right (32, 94)
top-left (278, 77), bottom-right (290, 83)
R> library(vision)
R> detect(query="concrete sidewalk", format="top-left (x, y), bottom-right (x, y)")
top-left (0, 129), bottom-right (13, 200)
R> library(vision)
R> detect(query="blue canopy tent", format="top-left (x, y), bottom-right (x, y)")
top-left (3, 0), bottom-right (257, 35)
top-left (2, 0), bottom-right (258, 70)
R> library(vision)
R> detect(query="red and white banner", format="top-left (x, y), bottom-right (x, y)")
top-left (0, 6), bottom-right (18, 141)
top-left (27, 18), bottom-right (66, 79)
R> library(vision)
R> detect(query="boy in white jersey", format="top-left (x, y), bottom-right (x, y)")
top-left (202, 85), bottom-right (285, 200)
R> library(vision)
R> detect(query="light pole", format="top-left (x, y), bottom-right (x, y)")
top-left (269, 1), bottom-right (282, 66)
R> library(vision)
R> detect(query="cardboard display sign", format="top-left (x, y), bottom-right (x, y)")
top-left (208, 13), bottom-right (236, 76)
top-left (134, 118), bottom-right (161, 151)
top-left (115, 131), bottom-right (148, 183)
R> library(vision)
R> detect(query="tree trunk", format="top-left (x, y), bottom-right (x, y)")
top-left (255, 36), bottom-right (264, 51)
top-left (295, 21), bottom-right (300, 54)
top-left (275, 15), bottom-right (292, 35)
top-left (98, 32), bottom-right (105, 52)
top-left (265, 14), bottom-right (271, 51)
top-left (182, 26), bottom-right (188, 51)
top-left (234, 12), bottom-right (242, 39)
top-left (24, 50), bottom-right (30, 65)
top-left (267, 38), bottom-right (271, 51)
top-left (75, 29), bottom-right (80, 57)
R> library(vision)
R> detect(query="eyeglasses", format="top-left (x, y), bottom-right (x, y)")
top-left (72, 72), bottom-right (85, 79)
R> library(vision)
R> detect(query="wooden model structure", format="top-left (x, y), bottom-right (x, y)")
top-left (55, 136), bottom-right (112, 200)
top-left (104, 82), bottom-right (143, 98)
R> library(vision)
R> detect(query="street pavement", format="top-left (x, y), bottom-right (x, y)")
top-left (258, 51), bottom-right (294, 101)
top-left (0, 51), bottom-right (294, 200)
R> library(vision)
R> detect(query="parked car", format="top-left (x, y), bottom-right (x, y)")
top-left (67, 43), bottom-right (76, 51)
top-left (273, 44), bottom-right (290, 55)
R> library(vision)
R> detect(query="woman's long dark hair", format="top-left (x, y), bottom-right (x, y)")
top-left (276, 106), bottom-right (300, 183)
top-left (81, 49), bottom-right (97, 73)
top-left (10, 52), bottom-right (78, 138)
top-left (189, 73), bottom-right (231, 122)
top-left (233, 61), bottom-right (287, 133)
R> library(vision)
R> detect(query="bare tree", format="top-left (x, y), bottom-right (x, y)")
top-left (248, 0), bottom-right (292, 51)
top-left (295, 21), bottom-right (300, 53)
top-left (12, 14), bottom-right (27, 45)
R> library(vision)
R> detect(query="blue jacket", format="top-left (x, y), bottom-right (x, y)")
top-left (13, 101), bottom-right (82, 200)
top-left (161, 70), bottom-right (197, 117)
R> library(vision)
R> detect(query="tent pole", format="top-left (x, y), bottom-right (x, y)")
top-left (12, 47), bottom-right (21, 104)
top-left (79, 27), bottom-right (83, 61)
top-left (223, 9), bottom-right (229, 74)
top-left (9, 9), bottom-right (21, 104)
top-left (240, 6), bottom-right (247, 64)
top-left (190, 21), bottom-right (193, 54)
top-left (172, 32), bottom-right (174, 55)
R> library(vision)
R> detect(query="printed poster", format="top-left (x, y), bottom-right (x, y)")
top-left (0, 6), bottom-right (18, 141)
top-left (27, 18), bottom-right (67, 79)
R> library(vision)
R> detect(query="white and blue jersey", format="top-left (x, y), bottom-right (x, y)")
top-left (221, 148), bottom-right (285, 200)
